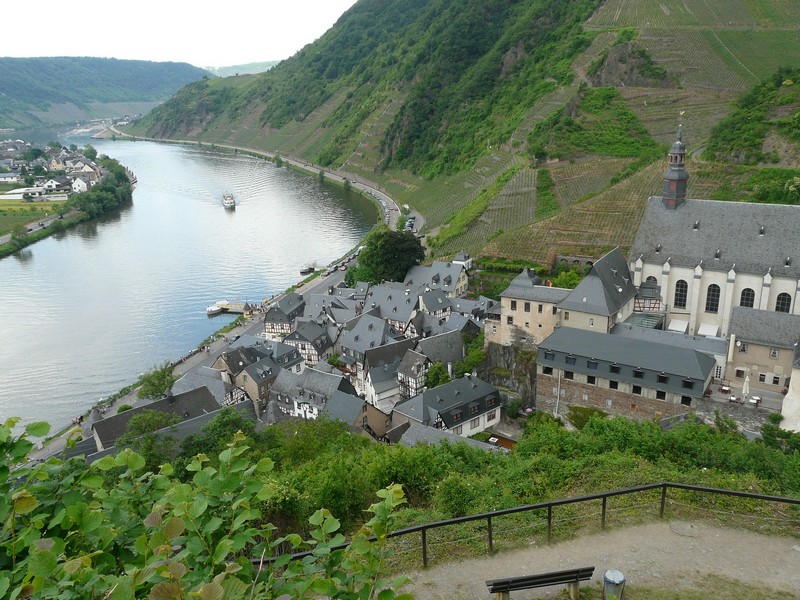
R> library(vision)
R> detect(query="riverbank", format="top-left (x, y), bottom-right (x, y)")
top-left (99, 126), bottom-right (404, 230)
top-left (0, 160), bottom-right (136, 258)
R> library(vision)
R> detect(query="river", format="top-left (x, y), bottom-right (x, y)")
top-left (0, 140), bottom-right (377, 432)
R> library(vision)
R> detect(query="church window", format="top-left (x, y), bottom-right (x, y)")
top-left (740, 288), bottom-right (755, 308)
top-left (646, 276), bottom-right (657, 284)
top-left (674, 280), bottom-right (688, 309)
top-left (776, 292), bottom-right (792, 313)
top-left (705, 284), bottom-right (720, 313)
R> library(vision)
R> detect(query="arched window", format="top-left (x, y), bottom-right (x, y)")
top-left (705, 284), bottom-right (720, 313)
top-left (674, 280), bottom-right (688, 309)
top-left (776, 292), bottom-right (792, 313)
top-left (740, 288), bottom-right (755, 308)
top-left (646, 275), bottom-right (657, 284)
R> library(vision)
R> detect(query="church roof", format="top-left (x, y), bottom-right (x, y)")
top-left (558, 247), bottom-right (637, 316)
top-left (631, 197), bottom-right (800, 277)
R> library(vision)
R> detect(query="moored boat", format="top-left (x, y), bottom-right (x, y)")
top-left (206, 300), bottom-right (230, 316)
top-left (300, 265), bottom-right (314, 276)
top-left (223, 193), bottom-right (235, 209)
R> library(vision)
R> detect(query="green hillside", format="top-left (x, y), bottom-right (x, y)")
top-left (0, 57), bottom-right (211, 128)
top-left (131, 0), bottom-right (800, 263)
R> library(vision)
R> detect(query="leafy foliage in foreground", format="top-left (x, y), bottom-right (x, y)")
top-left (0, 418), bottom-right (410, 599)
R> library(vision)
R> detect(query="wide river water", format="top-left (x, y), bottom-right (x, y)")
top-left (0, 140), bottom-right (377, 431)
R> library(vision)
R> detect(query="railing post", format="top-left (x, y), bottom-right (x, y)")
top-left (422, 528), bottom-right (428, 568)
top-left (547, 506), bottom-right (553, 542)
top-left (660, 483), bottom-right (667, 518)
top-left (601, 496), bottom-right (607, 530)
top-left (487, 515), bottom-right (494, 555)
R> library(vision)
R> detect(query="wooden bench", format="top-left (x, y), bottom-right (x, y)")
top-left (486, 566), bottom-right (595, 600)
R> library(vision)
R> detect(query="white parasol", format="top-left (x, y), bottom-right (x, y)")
top-left (742, 375), bottom-right (750, 400)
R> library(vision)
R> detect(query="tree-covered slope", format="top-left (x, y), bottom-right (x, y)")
top-left (136, 0), bottom-right (604, 177)
top-left (0, 57), bottom-right (211, 128)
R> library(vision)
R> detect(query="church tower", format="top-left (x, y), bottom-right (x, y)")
top-left (662, 125), bottom-right (689, 209)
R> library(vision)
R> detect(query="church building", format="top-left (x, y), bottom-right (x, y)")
top-left (629, 127), bottom-right (800, 339)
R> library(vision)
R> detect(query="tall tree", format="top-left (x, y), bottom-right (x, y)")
top-left (356, 224), bottom-right (425, 283)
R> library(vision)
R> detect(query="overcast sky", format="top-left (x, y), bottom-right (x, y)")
top-left (2, 0), bottom-right (359, 67)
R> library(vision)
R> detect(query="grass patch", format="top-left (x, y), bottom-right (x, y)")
top-left (535, 168), bottom-right (559, 220)
top-left (0, 199), bottom-right (67, 236)
top-left (528, 87), bottom-right (662, 161)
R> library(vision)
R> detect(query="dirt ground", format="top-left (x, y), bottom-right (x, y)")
top-left (402, 521), bottom-right (800, 599)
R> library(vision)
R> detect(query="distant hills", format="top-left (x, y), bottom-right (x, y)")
top-left (203, 61), bottom-right (279, 77)
top-left (126, 0), bottom-right (800, 264)
top-left (0, 57), bottom-right (211, 129)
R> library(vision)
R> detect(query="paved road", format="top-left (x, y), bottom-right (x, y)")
top-left (0, 212), bottom-right (75, 247)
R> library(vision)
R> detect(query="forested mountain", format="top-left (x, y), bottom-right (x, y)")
top-left (131, 0), bottom-right (800, 263)
top-left (0, 57), bottom-right (210, 128)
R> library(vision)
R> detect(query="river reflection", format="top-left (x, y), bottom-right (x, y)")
top-left (0, 141), bottom-right (376, 431)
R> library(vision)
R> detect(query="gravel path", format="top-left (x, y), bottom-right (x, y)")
top-left (402, 521), bottom-right (800, 599)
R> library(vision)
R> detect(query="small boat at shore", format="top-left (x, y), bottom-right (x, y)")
top-left (206, 300), bottom-right (230, 316)
top-left (300, 265), bottom-right (315, 276)
top-left (223, 193), bottom-right (235, 209)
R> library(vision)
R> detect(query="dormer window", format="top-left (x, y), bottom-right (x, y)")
top-left (693, 220), bottom-right (699, 230)
top-left (655, 244), bottom-right (661, 253)
top-left (759, 226), bottom-right (765, 236)
top-left (715, 249), bottom-right (721, 260)
top-left (785, 257), bottom-right (792, 267)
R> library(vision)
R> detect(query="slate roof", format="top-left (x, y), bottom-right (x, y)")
top-left (610, 322), bottom-right (727, 356)
top-left (416, 330), bottom-right (465, 365)
top-left (301, 293), bottom-right (356, 320)
top-left (391, 422), bottom-right (500, 451)
top-left (558, 247), bottom-right (637, 316)
top-left (269, 367), bottom-right (357, 409)
top-left (367, 358), bottom-right (402, 393)
top-left (404, 261), bottom-right (465, 294)
top-left (398, 349), bottom-right (429, 378)
top-left (364, 285), bottom-right (419, 324)
top-left (449, 296), bottom-right (496, 319)
top-left (419, 289), bottom-right (451, 313)
top-left (340, 313), bottom-right (395, 355)
top-left (171, 367), bottom-right (233, 405)
top-left (321, 390), bottom-right (364, 427)
top-left (91, 386), bottom-right (220, 450)
top-left (631, 196), bottom-right (800, 277)
top-left (242, 356), bottom-right (282, 385)
top-left (264, 292), bottom-right (305, 324)
top-left (538, 327), bottom-right (715, 390)
top-left (216, 346), bottom-right (268, 376)
top-left (393, 374), bottom-right (500, 429)
top-left (729, 307), bottom-right (800, 349)
top-left (285, 319), bottom-right (334, 352)
top-left (365, 338), bottom-right (417, 370)
top-left (442, 313), bottom-right (482, 335)
top-left (502, 269), bottom-right (572, 303)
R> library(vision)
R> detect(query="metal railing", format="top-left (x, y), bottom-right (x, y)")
top-left (254, 482), bottom-right (800, 568)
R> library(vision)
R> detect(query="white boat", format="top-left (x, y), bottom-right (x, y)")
top-left (222, 193), bottom-right (235, 209)
top-left (206, 300), bottom-right (230, 316)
